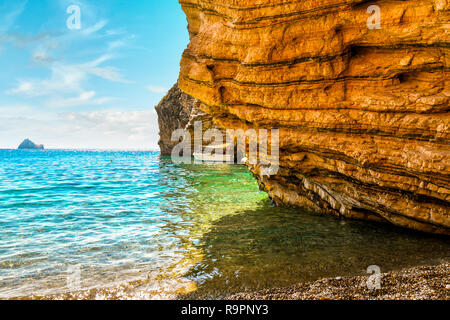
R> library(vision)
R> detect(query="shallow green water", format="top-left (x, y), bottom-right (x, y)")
top-left (0, 150), bottom-right (448, 299)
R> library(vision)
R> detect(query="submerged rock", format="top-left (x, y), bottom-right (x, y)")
top-left (18, 139), bottom-right (44, 150)
top-left (177, 0), bottom-right (450, 234)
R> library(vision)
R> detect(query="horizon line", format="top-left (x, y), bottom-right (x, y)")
top-left (0, 148), bottom-right (161, 151)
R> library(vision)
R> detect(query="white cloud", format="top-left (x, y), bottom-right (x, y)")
top-left (8, 63), bottom-right (86, 96)
top-left (0, 108), bottom-right (159, 149)
top-left (47, 91), bottom-right (116, 108)
top-left (62, 109), bottom-right (159, 145)
top-left (105, 29), bottom-right (126, 36)
top-left (0, 1), bottom-right (27, 32)
top-left (146, 85), bottom-right (169, 94)
top-left (32, 47), bottom-right (57, 64)
top-left (0, 104), bottom-right (47, 119)
top-left (80, 54), bottom-right (129, 83)
top-left (108, 40), bottom-right (125, 50)
top-left (82, 20), bottom-right (108, 35)
top-left (7, 55), bottom-right (129, 101)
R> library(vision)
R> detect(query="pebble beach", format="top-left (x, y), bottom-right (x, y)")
top-left (228, 263), bottom-right (450, 300)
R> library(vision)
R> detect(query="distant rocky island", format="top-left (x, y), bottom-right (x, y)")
top-left (18, 139), bottom-right (44, 150)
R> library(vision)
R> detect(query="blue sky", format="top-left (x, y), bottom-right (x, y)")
top-left (0, 0), bottom-right (189, 149)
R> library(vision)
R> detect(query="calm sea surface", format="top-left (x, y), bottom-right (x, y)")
top-left (0, 150), bottom-right (448, 299)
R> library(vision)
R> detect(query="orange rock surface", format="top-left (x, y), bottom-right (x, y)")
top-left (177, 0), bottom-right (450, 234)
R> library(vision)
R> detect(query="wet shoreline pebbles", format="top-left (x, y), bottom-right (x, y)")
top-left (227, 263), bottom-right (449, 300)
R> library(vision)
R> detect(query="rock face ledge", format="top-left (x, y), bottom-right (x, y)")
top-left (177, 0), bottom-right (450, 234)
top-left (18, 139), bottom-right (44, 150)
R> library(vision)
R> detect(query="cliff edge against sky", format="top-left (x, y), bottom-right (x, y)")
top-left (174, 0), bottom-right (449, 234)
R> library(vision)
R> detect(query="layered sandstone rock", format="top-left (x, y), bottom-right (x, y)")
top-left (177, 0), bottom-right (450, 234)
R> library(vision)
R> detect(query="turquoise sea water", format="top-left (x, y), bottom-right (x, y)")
top-left (0, 150), bottom-right (449, 299)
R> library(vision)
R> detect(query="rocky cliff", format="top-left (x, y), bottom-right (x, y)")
top-left (156, 83), bottom-right (223, 156)
top-left (156, 84), bottom-right (198, 156)
top-left (177, 0), bottom-right (450, 234)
